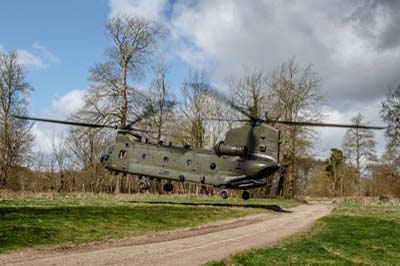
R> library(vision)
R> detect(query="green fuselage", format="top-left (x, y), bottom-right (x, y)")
top-left (101, 125), bottom-right (280, 189)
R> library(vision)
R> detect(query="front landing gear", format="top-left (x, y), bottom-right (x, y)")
top-left (139, 180), bottom-right (151, 190)
top-left (241, 191), bottom-right (250, 200)
top-left (220, 189), bottom-right (229, 199)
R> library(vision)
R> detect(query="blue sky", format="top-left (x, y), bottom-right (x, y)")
top-left (0, 1), bottom-right (187, 116)
top-left (0, 1), bottom-right (107, 112)
top-left (1, 0), bottom-right (398, 157)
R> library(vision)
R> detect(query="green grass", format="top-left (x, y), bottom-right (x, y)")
top-left (208, 201), bottom-right (400, 266)
top-left (0, 194), bottom-right (300, 253)
top-left (0, 193), bottom-right (301, 208)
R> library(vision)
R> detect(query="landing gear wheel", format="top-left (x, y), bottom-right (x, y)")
top-left (139, 180), bottom-right (151, 190)
top-left (220, 190), bottom-right (229, 199)
top-left (163, 183), bottom-right (173, 192)
top-left (242, 191), bottom-right (250, 200)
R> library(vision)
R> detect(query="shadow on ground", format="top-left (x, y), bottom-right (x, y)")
top-left (128, 201), bottom-right (292, 213)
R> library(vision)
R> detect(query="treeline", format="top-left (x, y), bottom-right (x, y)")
top-left (0, 15), bottom-right (399, 198)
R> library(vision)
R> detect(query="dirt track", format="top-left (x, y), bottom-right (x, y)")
top-left (0, 203), bottom-right (334, 266)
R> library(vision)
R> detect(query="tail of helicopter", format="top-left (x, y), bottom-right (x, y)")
top-left (213, 124), bottom-right (281, 191)
top-left (222, 124), bottom-right (280, 164)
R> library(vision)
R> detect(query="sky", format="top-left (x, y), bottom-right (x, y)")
top-left (0, 0), bottom-right (397, 158)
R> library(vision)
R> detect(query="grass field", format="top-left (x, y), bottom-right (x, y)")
top-left (0, 193), bottom-right (300, 253)
top-left (208, 201), bottom-right (400, 266)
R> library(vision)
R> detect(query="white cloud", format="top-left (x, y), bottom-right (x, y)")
top-left (32, 42), bottom-right (61, 65)
top-left (315, 99), bottom-right (386, 158)
top-left (107, 0), bottom-right (394, 157)
top-left (108, 0), bottom-right (168, 21)
top-left (52, 89), bottom-right (86, 117)
top-left (31, 123), bottom-right (54, 152)
top-left (14, 42), bottom-right (61, 70)
top-left (16, 50), bottom-right (47, 70)
top-left (169, 1), bottom-right (400, 102)
top-left (30, 89), bottom-right (87, 153)
top-left (167, 0), bottom-right (392, 156)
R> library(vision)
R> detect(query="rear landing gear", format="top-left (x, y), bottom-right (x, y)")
top-left (220, 190), bottom-right (229, 199)
top-left (241, 191), bottom-right (250, 200)
top-left (163, 182), bottom-right (173, 192)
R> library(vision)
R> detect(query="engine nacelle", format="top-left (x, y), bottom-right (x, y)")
top-left (214, 141), bottom-right (248, 157)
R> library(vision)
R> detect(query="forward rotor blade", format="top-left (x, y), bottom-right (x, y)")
top-left (132, 125), bottom-right (192, 139)
top-left (270, 120), bottom-right (386, 130)
top-left (125, 100), bottom-right (176, 129)
top-left (131, 127), bottom-right (160, 134)
top-left (14, 115), bottom-right (118, 129)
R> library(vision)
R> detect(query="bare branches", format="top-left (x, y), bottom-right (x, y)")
top-left (342, 113), bottom-right (377, 196)
top-left (85, 15), bottom-right (165, 128)
top-left (181, 69), bottom-right (211, 148)
top-left (145, 60), bottom-right (175, 141)
top-left (267, 58), bottom-right (323, 197)
top-left (230, 67), bottom-right (269, 119)
top-left (381, 85), bottom-right (400, 160)
top-left (0, 51), bottom-right (34, 187)
top-left (106, 15), bottom-right (165, 79)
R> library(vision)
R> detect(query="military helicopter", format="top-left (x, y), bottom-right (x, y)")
top-left (14, 91), bottom-right (386, 200)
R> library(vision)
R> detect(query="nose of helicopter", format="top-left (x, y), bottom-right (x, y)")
top-left (243, 160), bottom-right (280, 178)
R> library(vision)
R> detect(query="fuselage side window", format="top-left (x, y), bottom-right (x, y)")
top-left (163, 156), bottom-right (169, 163)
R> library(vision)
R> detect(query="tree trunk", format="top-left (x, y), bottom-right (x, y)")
top-left (121, 61), bottom-right (128, 127)
top-left (115, 175), bottom-right (120, 194)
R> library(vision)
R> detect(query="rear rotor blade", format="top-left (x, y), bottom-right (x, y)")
top-left (204, 117), bottom-right (249, 123)
top-left (14, 115), bottom-right (118, 129)
top-left (193, 116), bottom-right (386, 130)
top-left (204, 86), bottom-right (254, 120)
top-left (270, 120), bottom-right (386, 130)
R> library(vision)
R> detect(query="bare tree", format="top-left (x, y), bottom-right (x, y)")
top-left (84, 15), bottom-right (165, 128)
top-left (268, 57), bottom-right (323, 198)
top-left (80, 15), bottom-right (164, 194)
top-left (230, 67), bottom-right (269, 119)
top-left (67, 124), bottom-right (111, 192)
top-left (181, 69), bottom-right (210, 149)
top-left (0, 51), bottom-right (34, 187)
top-left (51, 134), bottom-right (71, 192)
top-left (342, 113), bottom-right (377, 196)
top-left (146, 60), bottom-right (175, 141)
top-left (202, 96), bottom-right (230, 148)
top-left (381, 85), bottom-right (400, 161)
top-left (369, 157), bottom-right (400, 197)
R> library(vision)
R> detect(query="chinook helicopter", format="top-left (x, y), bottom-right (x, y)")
top-left (14, 91), bottom-right (386, 200)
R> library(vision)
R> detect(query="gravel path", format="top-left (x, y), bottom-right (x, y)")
top-left (0, 203), bottom-right (334, 266)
